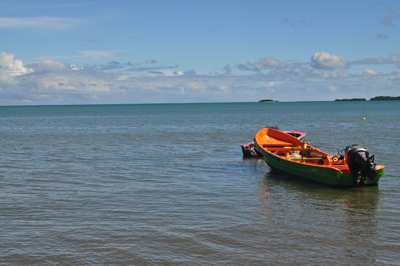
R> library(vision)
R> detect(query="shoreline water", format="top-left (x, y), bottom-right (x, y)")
top-left (1, 101), bottom-right (399, 265)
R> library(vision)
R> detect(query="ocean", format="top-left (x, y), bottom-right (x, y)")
top-left (1, 101), bottom-right (399, 265)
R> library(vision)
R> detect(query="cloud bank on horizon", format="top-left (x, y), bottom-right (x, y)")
top-left (0, 1), bottom-right (399, 105)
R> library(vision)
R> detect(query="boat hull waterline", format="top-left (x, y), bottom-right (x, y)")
top-left (254, 128), bottom-right (385, 186)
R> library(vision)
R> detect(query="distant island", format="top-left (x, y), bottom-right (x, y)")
top-left (259, 99), bottom-right (279, 102)
top-left (335, 98), bottom-right (366, 101)
top-left (370, 96), bottom-right (400, 101)
top-left (333, 96), bottom-right (400, 101)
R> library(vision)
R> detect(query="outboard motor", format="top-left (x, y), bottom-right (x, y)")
top-left (249, 142), bottom-right (262, 157)
top-left (345, 144), bottom-right (378, 186)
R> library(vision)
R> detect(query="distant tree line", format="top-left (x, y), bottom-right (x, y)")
top-left (334, 96), bottom-right (400, 101)
top-left (259, 99), bottom-right (279, 102)
top-left (335, 98), bottom-right (366, 101)
top-left (259, 96), bottom-right (400, 102)
top-left (369, 96), bottom-right (400, 101)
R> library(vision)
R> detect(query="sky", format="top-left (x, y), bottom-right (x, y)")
top-left (0, 0), bottom-right (400, 105)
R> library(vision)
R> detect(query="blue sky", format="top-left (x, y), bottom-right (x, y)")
top-left (1, 0), bottom-right (400, 105)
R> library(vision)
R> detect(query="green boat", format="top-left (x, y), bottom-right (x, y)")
top-left (254, 128), bottom-right (385, 187)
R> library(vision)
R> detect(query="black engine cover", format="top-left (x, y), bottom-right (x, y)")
top-left (345, 144), bottom-right (377, 182)
top-left (345, 144), bottom-right (369, 171)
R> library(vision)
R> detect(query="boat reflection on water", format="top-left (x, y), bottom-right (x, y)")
top-left (254, 171), bottom-right (380, 264)
top-left (339, 188), bottom-right (380, 259)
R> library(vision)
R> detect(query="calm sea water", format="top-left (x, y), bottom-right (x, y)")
top-left (1, 101), bottom-right (399, 265)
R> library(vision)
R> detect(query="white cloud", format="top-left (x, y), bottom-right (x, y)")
top-left (223, 64), bottom-right (231, 73)
top-left (314, 70), bottom-right (352, 80)
top-left (31, 60), bottom-right (69, 73)
top-left (27, 60), bottom-right (84, 74)
top-left (253, 57), bottom-right (286, 70)
top-left (147, 71), bottom-right (183, 77)
top-left (70, 65), bottom-right (83, 71)
top-left (389, 54), bottom-right (400, 67)
top-left (1, 51), bottom-right (399, 105)
top-left (377, 33), bottom-right (388, 40)
top-left (256, 82), bottom-right (276, 92)
top-left (311, 52), bottom-right (347, 69)
top-left (282, 18), bottom-right (309, 28)
top-left (379, 3), bottom-right (400, 27)
top-left (0, 17), bottom-right (86, 30)
top-left (0, 53), bottom-right (119, 99)
top-left (31, 75), bottom-right (113, 93)
top-left (350, 53), bottom-right (400, 67)
top-left (361, 69), bottom-right (383, 80)
top-left (78, 50), bottom-right (130, 60)
top-left (30, 50), bottom-right (131, 63)
top-left (0, 52), bottom-right (33, 83)
top-left (389, 71), bottom-right (400, 80)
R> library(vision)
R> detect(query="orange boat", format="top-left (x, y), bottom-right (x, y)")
top-left (254, 128), bottom-right (385, 186)
top-left (241, 130), bottom-right (306, 157)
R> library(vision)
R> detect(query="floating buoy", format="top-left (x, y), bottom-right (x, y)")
top-left (362, 118), bottom-right (366, 120)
